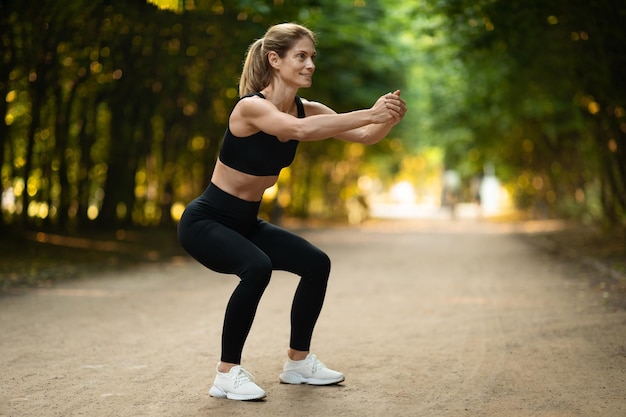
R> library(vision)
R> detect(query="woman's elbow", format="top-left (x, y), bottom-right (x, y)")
top-left (363, 137), bottom-right (380, 145)
top-left (291, 120), bottom-right (312, 141)
top-left (361, 131), bottom-right (384, 145)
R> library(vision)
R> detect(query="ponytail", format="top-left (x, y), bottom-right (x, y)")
top-left (239, 38), bottom-right (271, 97)
top-left (238, 23), bottom-right (316, 97)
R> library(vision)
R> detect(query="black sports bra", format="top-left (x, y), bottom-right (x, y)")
top-left (218, 93), bottom-right (304, 176)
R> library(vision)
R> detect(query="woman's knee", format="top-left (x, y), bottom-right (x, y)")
top-left (307, 248), bottom-right (331, 280)
top-left (239, 254), bottom-right (273, 288)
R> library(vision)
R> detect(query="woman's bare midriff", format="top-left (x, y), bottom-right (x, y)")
top-left (210, 160), bottom-right (279, 202)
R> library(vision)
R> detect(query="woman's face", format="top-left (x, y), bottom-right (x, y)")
top-left (275, 37), bottom-right (316, 88)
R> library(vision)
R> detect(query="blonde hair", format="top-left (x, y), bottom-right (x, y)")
top-left (239, 23), bottom-right (316, 97)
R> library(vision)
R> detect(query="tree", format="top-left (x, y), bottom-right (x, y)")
top-left (429, 0), bottom-right (626, 226)
top-left (1, 0), bottom-right (412, 232)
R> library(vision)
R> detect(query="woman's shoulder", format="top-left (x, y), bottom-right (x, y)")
top-left (233, 94), bottom-right (272, 116)
top-left (301, 98), bottom-right (336, 116)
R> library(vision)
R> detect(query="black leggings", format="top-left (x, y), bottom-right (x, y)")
top-left (177, 183), bottom-right (331, 364)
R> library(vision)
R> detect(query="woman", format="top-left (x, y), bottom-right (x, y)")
top-left (177, 22), bottom-right (406, 401)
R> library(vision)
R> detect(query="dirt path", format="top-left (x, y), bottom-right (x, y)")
top-left (1, 219), bottom-right (625, 417)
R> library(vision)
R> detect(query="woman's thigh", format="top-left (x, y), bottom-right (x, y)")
top-left (248, 220), bottom-right (330, 276)
top-left (179, 217), bottom-right (271, 277)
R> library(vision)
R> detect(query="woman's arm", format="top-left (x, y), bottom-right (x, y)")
top-left (230, 91), bottom-right (405, 142)
top-left (303, 90), bottom-right (407, 144)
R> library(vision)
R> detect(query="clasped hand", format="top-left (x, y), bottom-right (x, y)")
top-left (370, 90), bottom-right (407, 124)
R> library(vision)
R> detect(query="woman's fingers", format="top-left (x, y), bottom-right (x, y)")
top-left (385, 95), bottom-right (406, 118)
top-left (372, 91), bottom-right (407, 124)
top-left (381, 91), bottom-right (407, 123)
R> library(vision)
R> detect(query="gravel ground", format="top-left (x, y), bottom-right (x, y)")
top-left (1, 218), bottom-right (625, 417)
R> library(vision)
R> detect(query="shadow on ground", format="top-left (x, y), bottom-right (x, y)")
top-left (0, 228), bottom-right (186, 293)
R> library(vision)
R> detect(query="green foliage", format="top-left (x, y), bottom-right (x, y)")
top-left (2, 0), bottom-right (624, 232)
top-left (0, 0), bottom-right (411, 230)
top-left (427, 0), bottom-right (626, 226)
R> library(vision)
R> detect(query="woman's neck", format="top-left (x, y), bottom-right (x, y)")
top-left (260, 85), bottom-right (298, 113)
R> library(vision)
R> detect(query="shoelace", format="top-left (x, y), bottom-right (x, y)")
top-left (232, 367), bottom-right (255, 388)
top-left (309, 354), bottom-right (324, 373)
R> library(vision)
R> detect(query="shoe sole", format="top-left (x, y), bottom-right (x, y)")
top-left (209, 385), bottom-right (267, 401)
top-left (279, 371), bottom-right (345, 386)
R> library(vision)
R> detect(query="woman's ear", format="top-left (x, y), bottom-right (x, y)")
top-left (268, 51), bottom-right (280, 69)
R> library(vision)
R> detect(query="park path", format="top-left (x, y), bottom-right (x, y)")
top-left (1, 218), bottom-right (625, 417)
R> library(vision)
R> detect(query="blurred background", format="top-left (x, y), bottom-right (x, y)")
top-left (0, 1), bottom-right (624, 250)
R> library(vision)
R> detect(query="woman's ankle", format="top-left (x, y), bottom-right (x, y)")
top-left (287, 348), bottom-right (309, 361)
top-left (217, 361), bottom-right (238, 373)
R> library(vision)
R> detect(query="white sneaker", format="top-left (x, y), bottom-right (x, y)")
top-left (279, 353), bottom-right (345, 385)
top-left (209, 365), bottom-right (266, 401)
